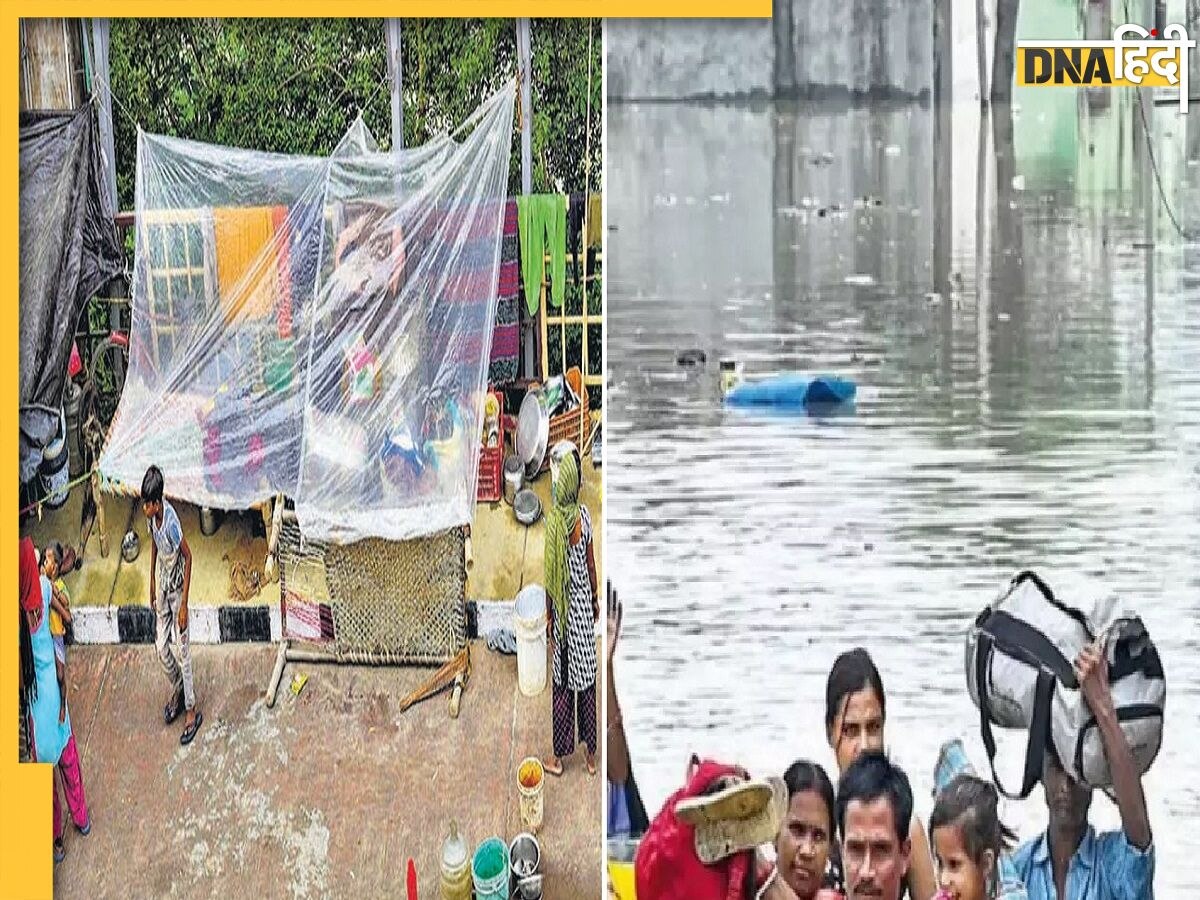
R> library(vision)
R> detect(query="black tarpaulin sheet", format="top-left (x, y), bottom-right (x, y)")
top-left (19, 104), bottom-right (124, 484)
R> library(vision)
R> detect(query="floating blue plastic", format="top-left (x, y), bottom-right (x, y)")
top-left (723, 373), bottom-right (856, 407)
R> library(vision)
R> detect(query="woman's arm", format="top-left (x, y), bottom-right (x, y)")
top-left (606, 588), bottom-right (630, 785)
top-left (56, 660), bottom-right (67, 722)
top-left (587, 537), bottom-right (600, 621)
top-left (907, 816), bottom-right (938, 900)
top-left (50, 587), bottom-right (72, 624)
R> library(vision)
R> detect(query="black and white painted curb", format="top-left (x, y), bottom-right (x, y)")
top-left (70, 604), bottom-right (283, 645)
top-left (67, 599), bottom-right (557, 646)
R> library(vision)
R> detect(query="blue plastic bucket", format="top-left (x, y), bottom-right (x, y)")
top-left (472, 837), bottom-right (509, 900)
top-left (40, 410), bottom-right (70, 509)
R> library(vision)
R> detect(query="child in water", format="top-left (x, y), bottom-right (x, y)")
top-left (929, 774), bottom-right (1027, 900)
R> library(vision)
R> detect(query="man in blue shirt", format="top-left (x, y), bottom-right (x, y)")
top-left (1011, 642), bottom-right (1153, 900)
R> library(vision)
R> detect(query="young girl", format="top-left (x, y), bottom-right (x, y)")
top-left (40, 543), bottom-right (73, 722)
top-left (929, 774), bottom-right (1027, 900)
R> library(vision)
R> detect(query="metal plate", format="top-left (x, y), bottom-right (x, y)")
top-left (516, 389), bottom-right (549, 474)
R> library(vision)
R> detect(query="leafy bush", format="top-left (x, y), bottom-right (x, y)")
top-left (109, 18), bottom-right (601, 209)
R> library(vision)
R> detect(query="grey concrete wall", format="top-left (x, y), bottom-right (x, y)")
top-left (605, 19), bottom-right (774, 100)
top-left (607, 2), bottom-right (936, 101)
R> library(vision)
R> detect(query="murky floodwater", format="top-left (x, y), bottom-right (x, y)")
top-left (607, 97), bottom-right (1200, 895)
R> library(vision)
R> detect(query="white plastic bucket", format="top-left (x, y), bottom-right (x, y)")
top-left (516, 759), bottom-right (545, 835)
top-left (514, 584), bottom-right (547, 697)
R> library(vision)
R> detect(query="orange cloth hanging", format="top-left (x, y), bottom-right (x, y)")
top-left (213, 206), bottom-right (278, 325)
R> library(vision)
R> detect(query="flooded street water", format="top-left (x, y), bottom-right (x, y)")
top-left (606, 97), bottom-right (1200, 894)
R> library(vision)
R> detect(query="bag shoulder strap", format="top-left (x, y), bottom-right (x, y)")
top-left (976, 630), bottom-right (1057, 801)
top-left (982, 610), bottom-right (1079, 690)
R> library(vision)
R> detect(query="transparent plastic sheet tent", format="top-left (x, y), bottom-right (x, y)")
top-left (99, 84), bottom-right (515, 544)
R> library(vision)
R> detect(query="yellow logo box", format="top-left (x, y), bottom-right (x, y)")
top-left (1017, 46), bottom-right (1182, 88)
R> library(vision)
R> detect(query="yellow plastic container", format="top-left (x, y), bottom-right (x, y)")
top-left (607, 859), bottom-right (636, 900)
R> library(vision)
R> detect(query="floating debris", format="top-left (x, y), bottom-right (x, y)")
top-left (997, 312), bottom-right (1011, 322)
top-left (844, 274), bottom-right (876, 287)
top-left (653, 193), bottom-right (678, 207)
top-left (709, 193), bottom-right (731, 204)
top-left (1012, 175), bottom-right (1026, 191)
top-left (884, 145), bottom-right (902, 157)
top-left (925, 292), bottom-right (943, 304)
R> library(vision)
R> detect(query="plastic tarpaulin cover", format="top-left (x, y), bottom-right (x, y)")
top-left (99, 84), bottom-right (515, 543)
top-left (19, 105), bottom-right (124, 483)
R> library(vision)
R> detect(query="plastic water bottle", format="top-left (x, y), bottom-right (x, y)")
top-left (439, 820), bottom-right (471, 900)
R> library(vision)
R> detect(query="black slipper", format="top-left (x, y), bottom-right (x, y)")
top-left (180, 711), bottom-right (203, 746)
top-left (164, 690), bottom-right (184, 726)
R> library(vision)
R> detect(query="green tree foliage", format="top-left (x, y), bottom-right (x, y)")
top-left (109, 18), bottom-right (601, 210)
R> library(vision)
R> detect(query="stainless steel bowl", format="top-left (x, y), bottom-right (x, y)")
top-left (513, 488), bottom-right (541, 526)
top-left (121, 529), bottom-right (140, 563)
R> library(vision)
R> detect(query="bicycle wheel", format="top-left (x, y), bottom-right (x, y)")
top-left (86, 336), bottom-right (129, 431)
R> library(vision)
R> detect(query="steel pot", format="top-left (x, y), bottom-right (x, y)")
top-left (513, 488), bottom-right (541, 526)
top-left (121, 529), bottom-right (140, 564)
top-left (510, 832), bottom-right (540, 880)
top-left (503, 454), bottom-right (524, 505)
top-left (199, 506), bottom-right (222, 536)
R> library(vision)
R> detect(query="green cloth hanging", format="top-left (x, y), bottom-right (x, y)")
top-left (516, 194), bottom-right (567, 316)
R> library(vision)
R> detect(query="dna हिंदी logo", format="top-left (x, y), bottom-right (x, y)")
top-left (1017, 23), bottom-right (1196, 112)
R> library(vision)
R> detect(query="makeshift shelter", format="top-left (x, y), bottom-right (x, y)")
top-left (97, 85), bottom-right (515, 664)
top-left (19, 104), bottom-right (124, 485)
top-left (99, 84), bottom-right (515, 544)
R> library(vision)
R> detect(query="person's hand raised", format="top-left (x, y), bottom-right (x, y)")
top-left (607, 581), bottom-right (622, 666)
top-left (1075, 640), bottom-right (1114, 716)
